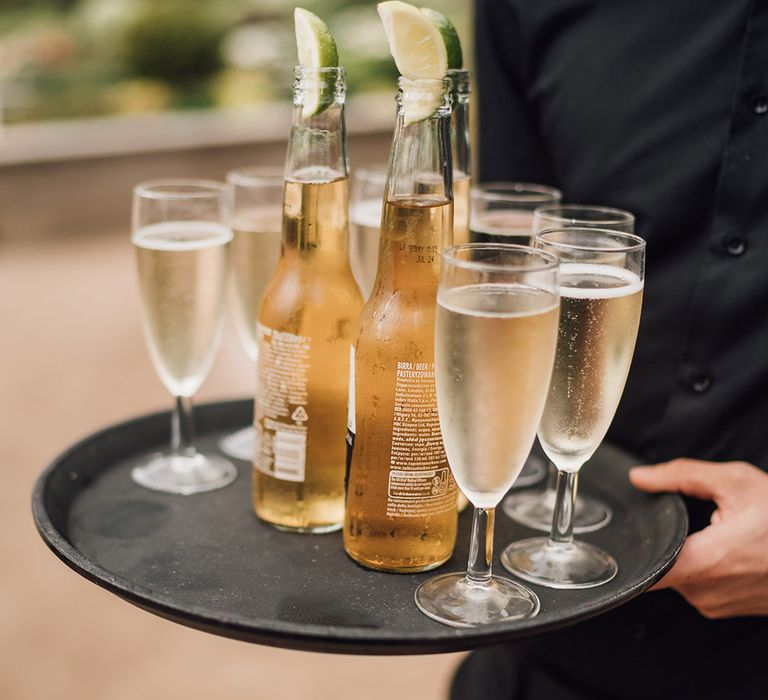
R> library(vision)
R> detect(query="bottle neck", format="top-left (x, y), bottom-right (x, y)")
top-left (375, 195), bottom-right (453, 290)
top-left (281, 175), bottom-right (349, 261)
top-left (282, 67), bottom-right (350, 261)
top-left (374, 77), bottom-right (453, 290)
top-left (285, 67), bottom-right (349, 182)
top-left (448, 69), bottom-right (471, 179)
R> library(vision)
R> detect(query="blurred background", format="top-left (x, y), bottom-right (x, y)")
top-left (0, 0), bottom-right (469, 697)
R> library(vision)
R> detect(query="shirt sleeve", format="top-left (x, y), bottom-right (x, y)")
top-left (474, 0), bottom-right (556, 185)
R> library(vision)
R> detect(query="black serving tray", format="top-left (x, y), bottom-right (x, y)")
top-left (32, 400), bottom-right (686, 655)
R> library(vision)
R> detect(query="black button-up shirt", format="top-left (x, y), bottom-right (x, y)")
top-left (470, 1), bottom-right (768, 697)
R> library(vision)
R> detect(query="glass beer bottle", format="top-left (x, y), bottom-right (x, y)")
top-left (253, 66), bottom-right (363, 532)
top-left (344, 76), bottom-right (458, 572)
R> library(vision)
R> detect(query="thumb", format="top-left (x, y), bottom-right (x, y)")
top-left (649, 528), bottom-right (709, 590)
top-left (629, 459), bottom-right (725, 501)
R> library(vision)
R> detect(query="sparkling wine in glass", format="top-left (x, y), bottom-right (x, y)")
top-left (470, 182), bottom-right (562, 490)
top-left (132, 179), bottom-right (237, 494)
top-left (349, 166), bottom-right (386, 300)
top-left (414, 244), bottom-right (560, 627)
top-left (219, 167), bottom-right (283, 461)
top-left (470, 182), bottom-right (562, 246)
top-left (502, 203), bottom-right (636, 530)
top-left (501, 227), bottom-right (645, 588)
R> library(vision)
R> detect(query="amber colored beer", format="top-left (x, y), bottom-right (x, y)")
top-left (344, 194), bottom-right (458, 571)
top-left (253, 172), bottom-right (362, 532)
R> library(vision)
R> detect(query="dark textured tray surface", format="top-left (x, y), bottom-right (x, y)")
top-left (32, 400), bottom-right (686, 654)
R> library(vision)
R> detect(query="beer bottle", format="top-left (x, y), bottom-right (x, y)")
top-left (253, 65), bottom-right (363, 532)
top-left (344, 76), bottom-right (458, 572)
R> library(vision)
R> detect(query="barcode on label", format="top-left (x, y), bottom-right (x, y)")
top-left (274, 430), bottom-right (307, 482)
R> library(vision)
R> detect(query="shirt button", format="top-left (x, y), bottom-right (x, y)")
top-left (723, 234), bottom-right (746, 256)
top-left (751, 94), bottom-right (768, 115)
top-left (691, 374), bottom-right (712, 394)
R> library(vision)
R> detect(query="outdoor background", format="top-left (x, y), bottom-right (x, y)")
top-left (0, 0), bottom-right (470, 698)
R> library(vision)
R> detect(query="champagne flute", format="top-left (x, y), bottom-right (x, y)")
top-left (503, 204), bottom-right (636, 531)
top-left (501, 227), bottom-right (645, 588)
top-left (132, 180), bottom-right (236, 494)
top-left (470, 182), bottom-right (562, 246)
top-left (219, 167), bottom-right (283, 461)
top-left (414, 244), bottom-right (560, 627)
top-left (349, 166), bottom-right (386, 299)
top-left (470, 182), bottom-right (562, 490)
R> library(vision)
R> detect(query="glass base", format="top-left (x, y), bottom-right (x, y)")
top-left (271, 521), bottom-right (343, 534)
top-left (414, 572), bottom-right (540, 628)
top-left (500, 537), bottom-right (618, 589)
top-left (219, 426), bottom-right (254, 461)
top-left (132, 452), bottom-right (237, 495)
top-left (513, 453), bottom-right (548, 489)
top-left (502, 488), bottom-right (612, 533)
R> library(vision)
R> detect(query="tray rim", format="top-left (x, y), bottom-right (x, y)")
top-left (31, 399), bottom-right (688, 655)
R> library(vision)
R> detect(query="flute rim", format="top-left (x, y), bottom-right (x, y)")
top-left (534, 204), bottom-right (636, 227)
top-left (535, 227), bottom-right (646, 253)
top-left (226, 167), bottom-right (284, 188)
top-left (442, 243), bottom-right (560, 273)
top-left (472, 182), bottom-right (563, 205)
top-left (134, 179), bottom-right (228, 200)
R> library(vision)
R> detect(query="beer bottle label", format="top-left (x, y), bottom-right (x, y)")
top-left (385, 360), bottom-right (454, 518)
top-left (254, 323), bottom-right (311, 483)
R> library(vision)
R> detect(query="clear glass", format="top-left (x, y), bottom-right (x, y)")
top-left (533, 204), bottom-right (635, 234)
top-left (470, 182), bottom-right (563, 246)
top-left (343, 77), bottom-right (458, 572)
top-left (219, 167), bottom-right (284, 462)
top-left (503, 203), bottom-right (635, 532)
top-left (414, 244), bottom-right (560, 627)
top-left (501, 228), bottom-right (645, 588)
top-left (349, 165), bottom-right (386, 299)
top-left (131, 179), bottom-right (237, 494)
top-left (252, 66), bottom-right (363, 533)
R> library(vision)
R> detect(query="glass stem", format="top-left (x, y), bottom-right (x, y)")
top-left (171, 395), bottom-right (196, 458)
top-left (466, 507), bottom-right (495, 584)
top-left (544, 461), bottom-right (558, 493)
top-left (549, 470), bottom-right (578, 544)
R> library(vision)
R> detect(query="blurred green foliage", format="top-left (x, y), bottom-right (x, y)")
top-left (0, 0), bottom-right (470, 124)
top-left (122, 2), bottom-right (225, 86)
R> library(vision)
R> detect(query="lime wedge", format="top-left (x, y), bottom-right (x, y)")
top-left (294, 7), bottom-right (339, 117)
top-left (377, 1), bottom-right (447, 79)
top-left (420, 7), bottom-right (463, 70)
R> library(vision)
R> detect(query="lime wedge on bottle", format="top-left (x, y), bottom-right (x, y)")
top-left (377, 1), bottom-right (447, 79)
top-left (420, 7), bottom-right (463, 70)
top-left (294, 7), bottom-right (339, 118)
top-left (378, 2), bottom-right (463, 123)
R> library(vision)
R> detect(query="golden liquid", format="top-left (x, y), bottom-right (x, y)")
top-left (344, 195), bottom-right (458, 572)
top-left (470, 210), bottom-right (533, 246)
top-left (538, 263), bottom-right (643, 472)
top-left (437, 284), bottom-right (559, 508)
top-left (134, 222), bottom-right (230, 397)
top-left (230, 207), bottom-right (283, 361)
top-left (416, 171), bottom-right (470, 245)
top-left (253, 174), bottom-right (363, 532)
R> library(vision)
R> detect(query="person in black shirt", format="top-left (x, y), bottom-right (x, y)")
top-left (454, 1), bottom-right (768, 698)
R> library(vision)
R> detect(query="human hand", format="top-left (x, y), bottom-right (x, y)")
top-left (629, 459), bottom-right (768, 619)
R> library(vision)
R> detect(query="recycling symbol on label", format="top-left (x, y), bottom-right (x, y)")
top-left (291, 406), bottom-right (309, 423)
